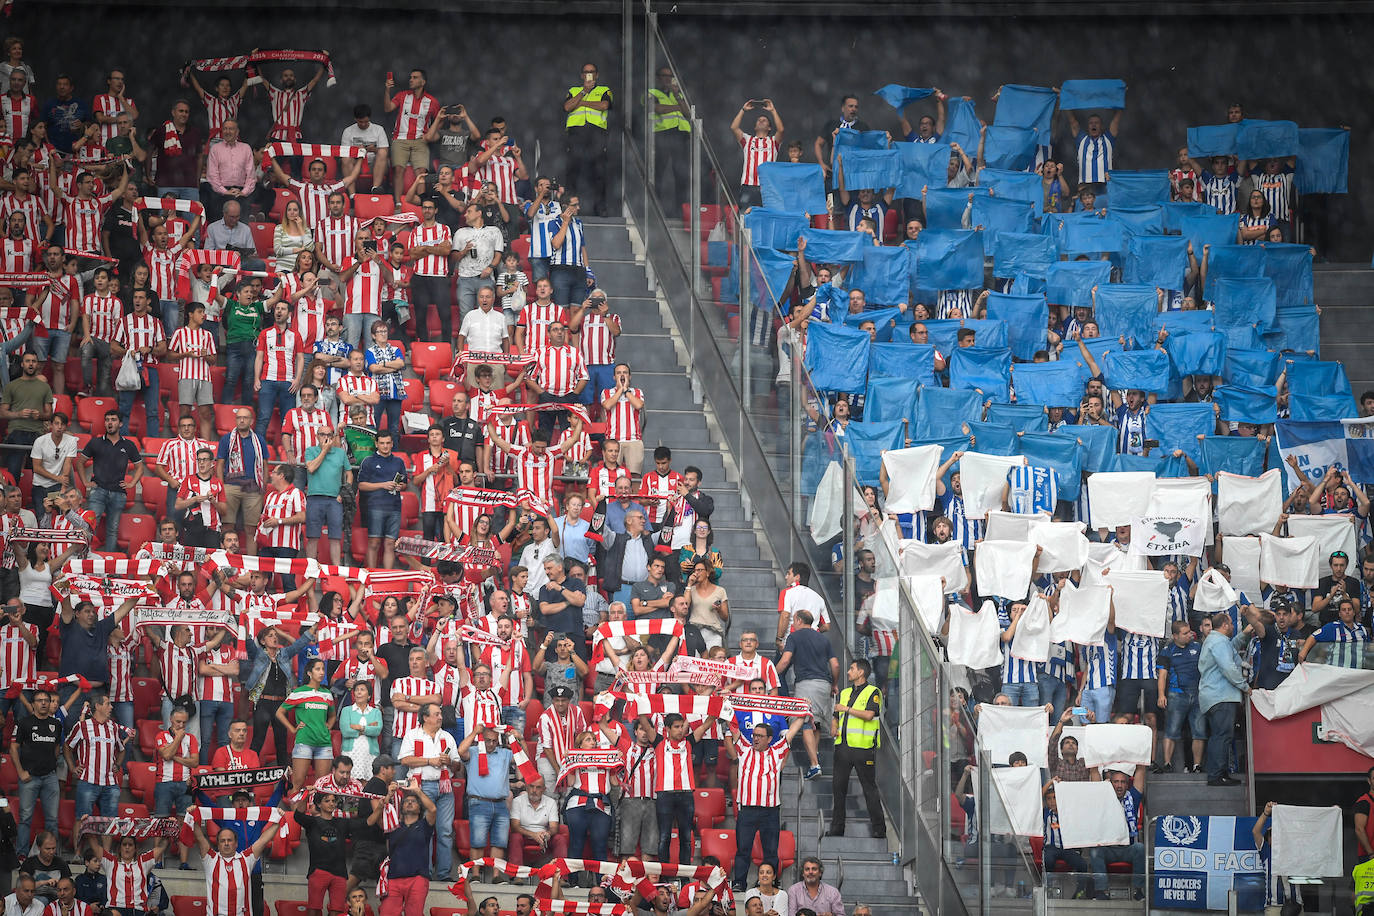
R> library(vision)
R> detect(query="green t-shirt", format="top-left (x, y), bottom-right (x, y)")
top-left (303, 444), bottom-right (349, 497)
top-left (225, 297), bottom-right (266, 344)
top-left (284, 685), bottom-right (334, 747)
top-left (2, 377), bottom-right (52, 433)
top-left (342, 424), bottom-right (377, 465)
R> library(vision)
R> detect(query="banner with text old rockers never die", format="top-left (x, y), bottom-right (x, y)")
top-left (1152, 815), bottom-right (1266, 911)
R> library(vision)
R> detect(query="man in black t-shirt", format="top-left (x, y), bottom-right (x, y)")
top-left (293, 790), bottom-right (379, 916)
top-left (375, 618), bottom-right (415, 757)
top-left (12, 688), bottom-right (64, 854)
top-left (441, 393), bottom-right (485, 471)
top-left (1313, 550), bottom-right (1361, 624)
top-left (813, 94), bottom-right (870, 189)
top-left (347, 755), bottom-right (397, 896)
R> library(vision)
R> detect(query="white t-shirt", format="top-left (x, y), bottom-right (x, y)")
top-left (340, 122), bottom-right (390, 166)
top-left (30, 432), bottom-right (77, 483)
top-left (459, 307), bottom-right (508, 353)
top-left (782, 583), bottom-right (830, 629)
top-left (509, 791), bottom-right (559, 832)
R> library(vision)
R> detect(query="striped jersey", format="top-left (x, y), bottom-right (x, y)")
top-left (103, 850), bottom-right (157, 910)
top-left (459, 683), bottom-right (502, 732)
top-left (416, 448), bottom-right (456, 513)
top-left (563, 764), bottom-right (613, 814)
top-left (113, 311), bottom-right (167, 366)
top-left (588, 462), bottom-right (630, 500)
top-left (534, 344), bottom-right (587, 396)
top-left (315, 215), bottom-right (359, 268)
top-left (260, 486), bottom-right (306, 551)
top-left (548, 217), bottom-right (585, 268)
top-left (169, 326), bottom-right (217, 382)
top-left (35, 274), bottom-right (79, 331)
top-left (0, 194), bottom-right (48, 242)
top-left (1119, 630), bottom-right (1159, 680)
top-left (156, 728), bottom-right (199, 782)
top-left (282, 407), bottom-right (333, 463)
top-left (1, 92), bottom-right (38, 140)
top-left (160, 641), bottom-right (199, 700)
top-left (286, 178), bottom-right (347, 231)
top-left (997, 601), bottom-right (1038, 684)
top-left (201, 93), bottom-right (242, 140)
top-left (66, 717), bottom-right (124, 785)
top-left (602, 387), bottom-right (644, 442)
top-left (1252, 170), bottom-right (1293, 222)
top-left (82, 292), bottom-right (123, 341)
top-left (653, 737), bottom-right (694, 792)
top-left (1311, 620), bottom-right (1368, 668)
top-left (157, 436), bottom-right (211, 484)
top-left (144, 245), bottom-right (179, 299)
top-left (257, 325), bottom-right (305, 382)
top-left (266, 86), bottom-right (311, 142)
top-left (621, 742), bottom-right (656, 798)
top-left (943, 493), bottom-right (983, 550)
top-left (478, 147), bottom-right (518, 203)
top-left (200, 643), bottom-right (236, 702)
top-left (526, 200), bottom-right (562, 259)
top-left (739, 135), bottom-right (779, 187)
top-left (1166, 581), bottom-right (1191, 626)
top-left (518, 302), bottom-right (568, 353)
top-left (390, 92), bottom-right (439, 140)
top-left (341, 257), bottom-right (385, 316)
top-left (203, 851), bottom-right (258, 916)
top-left (1007, 465), bottom-right (1058, 515)
top-left (294, 294), bottom-right (329, 346)
top-left (62, 195), bottom-right (108, 253)
top-left (0, 621), bottom-right (37, 688)
top-left (735, 737), bottom-right (790, 807)
top-left (578, 311), bottom-right (619, 365)
top-left (508, 446), bottom-right (558, 502)
top-left (1081, 632), bottom-right (1118, 689)
top-left (479, 640), bottom-right (530, 706)
top-left (536, 703), bottom-right (588, 762)
top-left (1074, 131), bottom-right (1114, 185)
top-left (178, 474), bottom-right (225, 529)
top-left (390, 676), bottom-right (440, 738)
top-left (408, 221), bottom-right (452, 277)
top-left (1198, 170), bottom-right (1239, 215)
top-left (1039, 640), bottom-right (1075, 684)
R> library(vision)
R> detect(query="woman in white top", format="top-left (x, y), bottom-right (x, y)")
top-left (594, 601), bottom-right (638, 692)
top-left (745, 862), bottom-right (789, 916)
top-left (272, 199), bottom-right (314, 273)
top-left (15, 541), bottom-right (75, 664)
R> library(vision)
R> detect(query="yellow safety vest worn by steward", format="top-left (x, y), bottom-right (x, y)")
top-left (566, 85), bottom-right (612, 129)
top-left (836, 683), bottom-right (882, 749)
top-left (1354, 855), bottom-right (1374, 908)
top-left (648, 89), bottom-right (690, 133)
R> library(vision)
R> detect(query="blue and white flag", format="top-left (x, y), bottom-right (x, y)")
top-left (1152, 815), bottom-right (1265, 912)
top-left (1276, 417), bottom-right (1374, 489)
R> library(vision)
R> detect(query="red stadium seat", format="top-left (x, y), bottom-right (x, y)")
top-left (0, 755), bottom-right (16, 794)
top-left (430, 909), bottom-right (465, 916)
top-left (882, 208), bottom-right (899, 243)
top-left (127, 762), bottom-right (157, 806)
top-left (76, 396), bottom-right (119, 432)
top-left (427, 380), bottom-right (462, 416)
top-left (401, 490), bottom-right (419, 526)
top-left (139, 477), bottom-right (169, 519)
top-left (131, 677), bottom-right (161, 720)
top-left (523, 699), bottom-right (543, 741)
top-left (58, 798), bottom-right (75, 840)
top-left (117, 514), bottom-right (156, 554)
top-left (171, 896), bottom-right (207, 916)
top-left (410, 342), bottom-right (453, 382)
top-left (454, 819), bottom-right (471, 858)
top-left (268, 189), bottom-right (295, 222)
top-left (354, 195), bottom-right (394, 223)
top-left (699, 829), bottom-right (735, 867)
top-left (249, 222), bottom-right (277, 259)
top-left (118, 802), bottom-right (149, 819)
top-left (810, 213), bottom-right (829, 229)
top-left (52, 394), bottom-right (74, 423)
top-left (752, 828), bottom-right (796, 871)
top-left (401, 378), bottom-right (426, 413)
top-left (693, 787), bottom-right (726, 830)
top-left (215, 405), bottom-right (252, 435)
top-left (275, 902), bottom-right (308, 916)
top-left (137, 719), bottom-right (163, 757)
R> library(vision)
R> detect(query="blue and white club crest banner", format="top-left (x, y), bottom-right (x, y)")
top-left (1275, 416), bottom-right (1374, 490)
top-left (1152, 815), bottom-right (1266, 911)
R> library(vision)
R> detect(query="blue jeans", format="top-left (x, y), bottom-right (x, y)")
top-left (117, 365), bottom-right (161, 437)
top-left (112, 701), bottom-right (135, 732)
top-left (500, 705), bottom-right (525, 736)
top-left (1163, 689), bottom-right (1206, 741)
top-left (154, 780), bottom-right (192, 816)
top-left (18, 771), bottom-right (59, 851)
top-left (224, 340), bottom-right (255, 405)
top-left (1079, 685), bottom-right (1115, 725)
top-left (734, 805), bottom-right (780, 887)
top-left (1204, 702), bottom-right (1238, 780)
top-left (1039, 678), bottom-right (1069, 723)
top-left (456, 275), bottom-right (493, 317)
top-left (585, 364), bottom-right (614, 407)
top-left (200, 699), bottom-right (235, 762)
top-left (550, 264), bottom-right (586, 307)
top-left (378, 399), bottom-right (403, 439)
top-left (75, 779), bottom-right (121, 823)
top-left (529, 257), bottom-right (550, 282)
top-left (161, 298), bottom-right (181, 337)
top-left (1002, 681), bottom-right (1040, 707)
top-left (87, 486), bottom-right (127, 552)
top-left (343, 313), bottom-right (380, 351)
top-left (256, 380), bottom-right (295, 440)
top-left (422, 780), bottom-right (456, 878)
top-left (1090, 841), bottom-right (1146, 891)
top-left (655, 790), bottom-right (694, 862)
top-left (565, 803), bottom-right (611, 865)
top-left (467, 795), bottom-right (508, 853)
top-left (259, 545), bottom-right (299, 592)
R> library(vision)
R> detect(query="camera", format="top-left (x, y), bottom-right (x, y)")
top-left (362, 241), bottom-right (377, 254)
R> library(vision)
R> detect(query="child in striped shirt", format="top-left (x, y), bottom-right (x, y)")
top-left (497, 251), bottom-right (528, 326)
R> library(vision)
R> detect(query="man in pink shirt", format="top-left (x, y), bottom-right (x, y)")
top-left (204, 119), bottom-right (257, 223)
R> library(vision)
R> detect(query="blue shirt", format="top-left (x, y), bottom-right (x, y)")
top-left (465, 746), bottom-right (513, 798)
top-left (217, 431), bottom-right (263, 488)
top-left (1157, 640), bottom-right (1201, 693)
top-left (1198, 631), bottom-right (1246, 712)
top-left (58, 613), bottom-right (120, 682)
top-left (386, 818), bottom-right (435, 879)
top-left (357, 452), bottom-right (407, 511)
top-left (313, 338), bottom-right (353, 384)
top-left (303, 445), bottom-right (349, 497)
top-left (194, 780), bottom-right (286, 874)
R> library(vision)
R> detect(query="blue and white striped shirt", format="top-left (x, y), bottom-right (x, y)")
top-left (846, 200), bottom-right (886, 232)
top-left (1311, 620), bottom-right (1369, 669)
top-left (1252, 169), bottom-right (1293, 222)
top-left (997, 600), bottom-right (1038, 684)
top-left (1041, 641), bottom-right (1076, 685)
top-left (895, 510), bottom-right (928, 541)
top-left (1082, 632), bottom-right (1118, 689)
top-left (1198, 170), bottom-right (1240, 215)
top-left (1119, 631), bottom-right (1159, 681)
top-left (1007, 465), bottom-right (1058, 515)
top-left (524, 200), bottom-right (562, 258)
top-left (548, 216), bottom-right (585, 267)
top-left (1074, 131), bottom-right (1114, 184)
top-left (944, 493), bottom-right (983, 550)
top-left (1166, 582), bottom-right (1191, 626)
top-left (936, 288), bottom-right (973, 319)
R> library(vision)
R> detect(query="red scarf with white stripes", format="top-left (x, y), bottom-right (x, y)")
top-left (184, 50), bottom-right (336, 87)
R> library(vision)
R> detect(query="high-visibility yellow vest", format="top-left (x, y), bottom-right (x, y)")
top-left (1355, 856), bottom-right (1374, 907)
top-left (648, 88), bottom-right (690, 133)
top-left (566, 85), bottom-right (611, 129)
top-left (836, 683), bottom-right (881, 749)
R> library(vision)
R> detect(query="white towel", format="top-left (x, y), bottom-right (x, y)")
top-left (1104, 569), bottom-right (1168, 637)
top-left (976, 703), bottom-right (1049, 769)
top-left (1216, 469), bottom-right (1283, 536)
top-left (959, 452), bottom-right (1026, 520)
top-left (905, 573), bottom-right (947, 633)
top-left (1086, 471), bottom-right (1156, 529)
top-left (984, 509), bottom-right (1040, 543)
top-left (973, 540), bottom-right (1037, 599)
top-left (873, 519), bottom-right (901, 579)
top-left (1084, 541), bottom-right (1148, 575)
top-left (881, 445), bottom-right (943, 513)
top-left (899, 539), bottom-right (968, 593)
top-left (869, 578), bottom-right (900, 630)
top-left (1146, 476), bottom-right (1214, 546)
top-left (1062, 723), bottom-right (1154, 768)
top-left (1285, 514), bottom-right (1358, 567)
top-left (1056, 781), bottom-right (1129, 848)
top-left (1224, 535), bottom-right (1264, 598)
top-left (1272, 804), bottom-right (1343, 877)
top-left (987, 764), bottom-right (1045, 837)
top-left (1049, 583), bottom-right (1111, 646)
top-left (1259, 533), bottom-right (1321, 588)
top-left (1010, 593), bottom-right (1051, 663)
top-left (1193, 567), bottom-right (1239, 613)
top-left (807, 461), bottom-right (845, 544)
top-left (1032, 521), bottom-right (1090, 573)
top-left (947, 600), bottom-right (1003, 669)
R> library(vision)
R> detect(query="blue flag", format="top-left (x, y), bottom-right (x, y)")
top-left (949, 347), bottom-right (1012, 402)
top-left (993, 231), bottom-right (1057, 281)
top-left (980, 168), bottom-right (1044, 216)
top-left (972, 195), bottom-right (1037, 253)
top-left (803, 319), bottom-right (870, 393)
top-left (1156, 310), bottom-right (1216, 337)
top-left (1047, 260), bottom-right (1112, 308)
top-left (918, 319), bottom-right (964, 357)
top-left (1078, 336), bottom-right (1124, 379)
top-left (1220, 325), bottom-right (1264, 351)
top-left (1224, 349), bottom-right (1282, 387)
top-left (1179, 213), bottom-right (1241, 255)
top-left (847, 246), bottom-right (911, 306)
top-left (1061, 424), bottom-right (1118, 474)
top-left (742, 208), bottom-right (808, 252)
top-left (1165, 330), bottom-right (1227, 378)
top-left (1147, 402), bottom-right (1216, 462)
top-left (874, 84), bottom-right (935, 109)
top-left (1271, 306), bottom-right (1321, 354)
top-left (1021, 431), bottom-right (1085, 500)
top-left (994, 85), bottom-right (1057, 134)
top-left (1204, 246), bottom-right (1267, 300)
top-left (1104, 348), bottom-right (1172, 395)
top-left (1214, 385), bottom-right (1279, 424)
top-left (895, 141), bottom-right (952, 199)
top-left (1290, 392), bottom-right (1356, 423)
top-left (1054, 214), bottom-right (1129, 255)
top-left (799, 228), bottom-right (869, 264)
top-left (1125, 235), bottom-right (1189, 289)
top-left (1107, 170), bottom-right (1170, 208)
top-left (1210, 277), bottom-right (1277, 331)
top-left (967, 420), bottom-right (1020, 456)
top-left (843, 306), bottom-right (903, 341)
top-left (1259, 242), bottom-right (1315, 308)
top-left (1199, 436), bottom-right (1265, 479)
top-left (1058, 79), bottom-right (1126, 111)
top-left (1287, 359), bottom-right (1350, 397)
top-left (1187, 124), bottom-right (1239, 158)
top-left (1109, 206), bottom-right (1166, 237)
top-left (913, 229), bottom-right (984, 290)
top-left (869, 342), bottom-right (936, 387)
top-left (748, 246), bottom-right (797, 310)
top-left (758, 162), bottom-right (827, 215)
top-left (1109, 453), bottom-right (1165, 474)
top-left (922, 187), bottom-right (983, 229)
top-left (843, 420), bottom-right (907, 486)
top-left (1162, 201), bottom-right (1219, 233)
top-left (1235, 119), bottom-right (1299, 160)
top-left (944, 97), bottom-right (981, 152)
top-left (832, 128), bottom-right (890, 172)
top-left (983, 126), bottom-right (1041, 171)
top-left (914, 385), bottom-right (984, 439)
top-left (986, 292), bottom-right (1048, 361)
top-left (1296, 128), bottom-right (1350, 194)
top-left (863, 376), bottom-right (920, 423)
top-left (1011, 361), bottom-right (1086, 407)
top-left (987, 403), bottom-right (1050, 434)
top-left (838, 148), bottom-right (902, 191)
top-left (961, 319), bottom-right (1010, 350)
top-left (1094, 284), bottom-right (1160, 347)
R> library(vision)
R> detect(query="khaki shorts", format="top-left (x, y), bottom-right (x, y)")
top-left (178, 378), bottom-right (214, 406)
top-left (223, 484), bottom-right (265, 530)
top-left (619, 439), bottom-right (645, 475)
top-left (391, 138), bottom-right (429, 170)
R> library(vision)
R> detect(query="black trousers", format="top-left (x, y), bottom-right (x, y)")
top-left (655, 789), bottom-right (694, 862)
top-left (251, 697), bottom-right (289, 766)
top-left (565, 125), bottom-right (608, 216)
top-left (830, 743), bottom-right (884, 836)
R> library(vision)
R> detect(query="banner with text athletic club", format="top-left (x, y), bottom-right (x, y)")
top-left (1152, 815), bottom-right (1266, 911)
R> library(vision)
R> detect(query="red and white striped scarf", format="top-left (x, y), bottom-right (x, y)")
top-left (555, 749), bottom-right (624, 786)
top-left (488, 402), bottom-right (592, 424)
top-left (133, 608), bottom-right (234, 631)
top-left (456, 624), bottom-right (507, 648)
top-left (515, 489), bottom-right (555, 518)
top-left (159, 120), bottom-right (183, 157)
top-left (6, 673), bottom-right (91, 699)
top-left (614, 669), bottom-right (720, 687)
top-left (79, 816), bottom-right (182, 839)
top-left (455, 349), bottom-right (539, 368)
top-left (133, 197), bottom-right (205, 217)
top-left (370, 212), bottom-right (420, 227)
top-left (51, 575), bottom-right (159, 607)
top-left (726, 692), bottom-right (813, 718)
top-left (0, 272), bottom-right (50, 287)
top-left (442, 486), bottom-right (518, 512)
top-left (617, 692), bottom-right (731, 721)
top-left (264, 142), bottom-right (365, 161)
top-left (669, 654), bottom-right (754, 681)
top-left (66, 557), bottom-right (162, 577)
top-left (179, 805), bottom-right (284, 847)
top-left (591, 619), bottom-right (683, 665)
top-left (184, 49), bottom-right (336, 88)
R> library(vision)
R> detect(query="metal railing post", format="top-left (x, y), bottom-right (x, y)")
top-left (621, 0), bottom-right (632, 216)
top-left (842, 450), bottom-right (856, 648)
top-left (978, 754), bottom-right (992, 916)
top-left (791, 344), bottom-right (803, 535)
top-left (688, 112), bottom-right (701, 385)
top-left (740, 226), bottom-right (752, 464)
top-left (643, 9), bottom-right (655, 232)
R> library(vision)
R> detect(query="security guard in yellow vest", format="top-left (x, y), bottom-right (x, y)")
top-left (649, 68), bottom-right (691, 209)
top-left (828, 658), bottom-right (885, 839)
top-left (563, 63), bottom-right (613, 217)
top-left (1356, 854), bottom-right (1374, 915)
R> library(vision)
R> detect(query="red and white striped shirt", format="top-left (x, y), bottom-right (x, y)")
top-left (555, 426), bottom-right (592, 464)
top-left (294, 294), bottom-right (329, 346)
top-left (518, 302), bottom-right (568, 354)
top-left (316, 215), bottom-right (359, 269)
top-left (144, 244), bottom-right (179, 299)
top-left (621, 742), bottom-right (656, 798)
top-left (157, 435), bottom-right (211, 484)
top-left (257, 325), bottom-right (304, 383)
top-left (469, 389), bottom-right (501, 425)
top-left (390, 92), bottom-right (439, 140)
top-left (588, 463), bottom-right (629, 501)
top-left (0, 193), bottom-right (49, 242)
top-left (382, 261), bottom-right (412, 306)
top-left (156, 727), bottom-right (199, 782)
top-left (287, 178), bottom-right (346, 231)
top-left (199, 643), bottom-right (236, 702)
top-left (178, 474), bottom-right (225, 529)
top-left (0, 237), bottom-right (36, 273)
top-left (1, 92), bottom-right (38, 141)
top-left (390, 676), bottom-right (439, 738)
top-left (416, 448), bottom-right (456, 513)
top-left (729, 653), bottom-right (781, 690)
top-left (103, 850), bottom-right (156, 910)
top-left (337, 656), bottom-right (382, 701)
top-left (169, 326), bottom-right (217, 383)
top-left (261, 486), bottom-right (307, 551)
top-left (42, 897), bottom-right (94, 916)
top-left (578, 311), bottom-right (618, 365)
top-left (602, 387), bottom-right (644, 442)
top-left (203, 851), bottom-right (258, 916)
top-left (430, 659), bottom-right (462, 707)
top-left (107, 631), bottom-right (137, 703)
top-left (114, 311), bottom-right (167, 366)
top-left (479, 640), bottom-right (529, 707)
top-left (536, 704), bottom-right (587, 763)
top-left (61, 195), bottom-right (108, 253)
top-left (739, 135), bottom-right (779, 187)
top-left (459, 683), bottom-right (502, 732)
top-left (93, 94), bottom-right (135, 144)
top-left (653, 737), bottom-right (694, 792)
top-left (66, 717), bottom-right (123, 786)
top-left (202, 93), bottom-right (242, 141)
top-left (534, 345), bottom-right (587, 397)
top-left (282, 407), bottom-right (333, 463)
top-left (510, 446), bottom-right (557, 502)
top-left (563, 765), bottom-right (612, 814)
top-left (35, 274), bottom-right (80, 331)
top-left (407, 222), bottom-right (451, 277)
top-left (81, 292), bottom-right (122, 342)
top-left (341, 256), bottom-right (385, 315)
top-left (267, 86), bottom-right (311, 142)
top-left (477, 148), bottom-right (518, 204)
top-left (735, 737), bottom-right (789, 807)
top-left (444, 496), bottom-right (486, 542)
top-left (160, 641), bottom-right (200, 701)
top-left (0, 621), bottom-right (36, 688)
top-left (337, 371), bottom-right (377, 425)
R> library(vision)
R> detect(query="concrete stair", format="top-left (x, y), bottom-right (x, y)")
top-left (1146, 770), bottom-right (1249, 817)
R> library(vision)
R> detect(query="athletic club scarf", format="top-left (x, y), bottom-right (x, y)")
top-left (488, 402), bottom-right (592, 424)
top-left (556, 749), bottom-right (624, 786)
top-left (394, 536), bottom-right (500, 567)
top-left (225, 429), bottom-right (267, 490)
top-left (591, 619), bottom-right (683, 665)
top-left (264, 142), bottom-right (367, 162)
top-left (51, 575), bottom-right (158, 606)
top-left (79, 816), bottom-right (182, 839)
top-left (10, 526), bottom-right (91, 547)
top-left (133, 607), bottom-right (234, 631)
top-left (516, 489), bottom-right (554, 518)
top-left (498, 725), bottom-right (541, 785)
top-left (67, 557), bottom-right (161, 576)
top-left (614, 669), bottom-right (720, 687)
top-left (190, 766), bottom-right (289, 792)
top-left (668, 655), bottom-right (753, 681)
top-left (726, 692), bottom-right (813, 718)
top-left (6, 673), bottom-right (91, 699)
top-left (455, 624), bottom-right (508, 648)
top-left (184, 49), bottom-right (336, 87)
top-left (180, 805), bottom-right (284, 845)
top-left (455, 349), bottom-right (539, 368)
top-left (368, 212), bottom-right (420, 228)
top-left (452, 856), bottom-right (725, 905)
top-left (614, 692), bottom-right (732, 721)
top-left (132, 197), bottom-right (205, 217)
top-left (145, 543), bottom-right (216, 564)
top-left (159, 120), bottom-right (183, 156)
top-left (0, 274), bottom-right (52, 288)
top-left (442, 486), bottom-right (518, 512)
top-left (244, 607), bottom-right (322, 639)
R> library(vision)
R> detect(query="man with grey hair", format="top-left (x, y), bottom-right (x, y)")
top-left (787, 856), bottom-right (844, 915)
top-left (600, 508), bottom-right (657, 609)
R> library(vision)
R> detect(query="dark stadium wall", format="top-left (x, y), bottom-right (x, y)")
top-left (20, 5), bottom-right (1371, 259)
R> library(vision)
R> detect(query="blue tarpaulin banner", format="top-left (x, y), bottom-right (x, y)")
top-left (1210, 277), bottom-right (1277, 331)
top-left (1199, 436), bottom-right (1265, 479)
top-left (1156, 311), bottom-right (1215, 336)
top-left (923, 187), bottom-right (983, 229)
top-left (1011, 361), bottom-right (1086, 407)
top-left (994, 85), bottom-right (1057, 134)
top-left (843, 306), bottom-right (903, 341)
top-left (869, 342), bottom-right (937, 387)
top-left (1214, 385), bottom-right (1279, 424)
top-left (986, 402), bottom-right (1049, 433)
top-left (847, 245), bottom-right (912, 306)
top-left (748, 246), bottom-right (797, 310)
top-left (758, 162), bottom-right (827, 214)
top-left (838, 148), bottom-right (902, 191)
top-left (949, 346), bottom-right (1012, 402)
top-left (1220, 325), bottom-right (1263, 351)
top-left (832, 127), bottom-right (890, 166)
top-left (972, 194), bottom-right (1037, 252)
top-left (993, 231), bottom-right (1057, 280)
top-left (986, 291), bottom-right (1048, 361)
top-left (895, 141), bottom-right (952, 199)
top-left (1079, 337), bottom-right (1124, 379)
top-left (1296, 128), bottom-right (1350, 194)
top-left (873, 84), bottom-right (935, 109)
top-left (1125, 235), bottom-right (1189, 289)
top-left (1046, 260), bottom-right (1112, 308)
top-left (944, 97), bottom-right (982, 153)
top-left (983, 126), bottom-right (1040, 171)
top-left (1179, 213), bottom-right (1241, 255)
top-left (961, 319), bottom-right (1010, 350)
top-left (1151, 816), bottom-right (1265, 912)
top-left (1271, 306), bottom-right (1321, 354)
top-left (1165, 330), bottom-right (1227, 378)
top-left (1109, 205), bottom-right (1166, 237)
top-left (1058, 79), bottom-right (1126, 111)
top-left (1162, 201), bottom-right (1217, 233)
top-left (1094, 284), bottom-right (1160, 347)
top-left (843, 420), bottom-right (907, 486)
top-left (919, 319), bottom-right (965, 357)
top-left (1224, 349), bottom-right (1282, 388)
top-left (1104, 348), bottom-right (1172, 395)
top-left (863, 376), bottom-right (920, 423)
top-left (1061, 424), bottom-right (1117, 474)
top-left (742, 209), bottom-right (808, 252)
top-left (913, 229), bottom-right (985, 290)
top-left (1290, 392), bottom-right (1356, 422)
top-left (1019, 432), bottom-right (1085, 500)
top-left (981, 168), bottom-right (1044, 216)
top-left (1147, 402), bottom-right (1216, 462)
top-left (1055, 214), bottom-right (1129, 255)
top-left (966, 420), bottom-right (1020, 456)
top-left (1235, 119), bottom-right (1299, 160)
top-left (1287, 359), bottom-right (1350, 396)
top-left (803, 319), bottom-right (870, 393)
top-left (1204, 245), bottom-right (1267, 299)
top-left (1107, 170), bottom-right (1170, 208)
top-left (1259, 242), bottom-right (1315, 308)
top-left (913, 385), bottom-right (984, 439)
top-left (1187, 124), bottom-right (1239, 158)
top-left (799, 227), bottom-right (870, 264)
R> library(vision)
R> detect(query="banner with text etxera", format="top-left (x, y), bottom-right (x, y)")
top-left (1152, 815), bottom-right (1266, 911)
